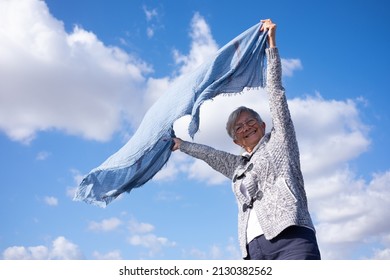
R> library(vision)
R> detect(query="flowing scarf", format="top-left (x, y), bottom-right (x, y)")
top-left (74, 22), bottom-right (268, 207)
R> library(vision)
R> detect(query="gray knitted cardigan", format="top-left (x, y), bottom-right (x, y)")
top-left (180, 47), bottom-right (315, 259)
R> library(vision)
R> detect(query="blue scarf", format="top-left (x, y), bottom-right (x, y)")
top-left (74, 22), bottom-right (268, 207)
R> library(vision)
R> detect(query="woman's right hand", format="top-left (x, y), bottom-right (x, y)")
top-left (171, 137), bottom-right (183, 151)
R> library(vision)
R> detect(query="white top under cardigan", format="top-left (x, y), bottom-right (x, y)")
top-left (239, 141), bottom-right (264, 243)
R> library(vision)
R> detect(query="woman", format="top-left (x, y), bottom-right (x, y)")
top-left (172, 19), bottom-right (321, 260)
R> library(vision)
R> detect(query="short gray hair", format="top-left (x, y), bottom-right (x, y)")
top-left (226, 106), bottom-right (263, 139)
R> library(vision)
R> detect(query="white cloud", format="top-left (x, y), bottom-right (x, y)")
top-left (153, 190), bottom-right (183, 202)
top-left (2, 236), bottom-right (83, 260)
top-left (92, 250), bottom-right (122, 260)
top-left (281, 58), bottom-right (303, 77)
top-left (372, 248), bottom-right (390, 260)
top-left (143, 6), bottom-right (158, 22)
top-left (0, 0), bottom-right (152, 144)
top-left (143, 77), bottom-right (171, 111)
top-left (128, 218), bottom-right (155, 234)
top-left (142, 6), bottom-right (160, 38)
top-left (312, 171), bottom-right (390, 259)
top-left (66, 187), bottom-right (77, 199)
top-left (188, 160), bottom-right (229, 185)
top-left (128, 234), bottom-right (175, 249)
top-left (0, 3), bottom-right (216, 146)
top-left (146, 27), bottom-right (154, 38)
top-left (2, 245), bottom-right (48, 260)
top-left (44, 196), bottom-right (58, 206)
top-left (0, 1), bottom-right (216, 147)
top-left (50, 236), bottom-right (84, 259)
top-left (66, 169), bottom-right (84, 199)
top-left (88, 217), bottom-right (122, 232)
top-left (127, 218), bottom-right (176, 257)
top-left (173, 12), bottom-right (218, 76)
top-left (153, 151), bottom-right (191, 182)
top-left (128, 234), bottom-right (176, 258)
top-left (36, 151), bottom-right (51, 161)
top-left (291, 94), bottom-right (370, 178)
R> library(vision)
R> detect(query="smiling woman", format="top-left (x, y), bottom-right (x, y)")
top-left (171, 19), bottom-right (321, 260)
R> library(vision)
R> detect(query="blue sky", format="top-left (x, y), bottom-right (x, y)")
top-left (1, 0), bottom-right (389, 260)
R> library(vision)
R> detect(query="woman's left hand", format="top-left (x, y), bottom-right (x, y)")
top-left (260, 19), bottom-right (276, 48)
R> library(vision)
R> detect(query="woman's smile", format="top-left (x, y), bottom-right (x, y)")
top-left (244, 129), bottom-right (258, 138)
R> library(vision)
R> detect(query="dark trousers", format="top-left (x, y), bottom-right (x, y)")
top-left (245, 226), bottom-right (321, 260)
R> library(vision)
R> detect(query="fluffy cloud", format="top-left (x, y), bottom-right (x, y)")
top-left (2, 236), bottom-right (83, 260)
top-left (127, 218), bottom-right (176, 257)
top-left (143, 5), bottom-right (160, 38)
top-left (92, 250), bottom-right (122, 260)
top-left (313, 171), bottom-right (390, 259)
top-left (36, 151), bottom-right (51, 161)
top-left (0, 0), bottom-right (152, 143)
top-left (88, 217), bottom-right (122, 232)
top-left (281, 58), bottom-right (303, 77)
top-left (128, 234), bottom-right (175, 249)
top-left (128, 218), bottom-right (155, 234)
top-left (44, 196), bottom-right (58, 206)
top-left (173, 12), bottom-right (218, 76)
top-left (0, 4), bottom-right (216, 145)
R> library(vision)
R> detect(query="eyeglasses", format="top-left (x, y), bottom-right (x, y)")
top-left (234, 118), bottom-right (257, 134)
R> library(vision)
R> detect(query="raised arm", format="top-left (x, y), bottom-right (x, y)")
top-left (262, 20), bottom-right (299, 151)
top-left (260, 19), bottom-right (276, 48)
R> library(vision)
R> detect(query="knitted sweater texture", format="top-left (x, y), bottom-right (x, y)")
top-left (180, 47), bottom-right (315, 259)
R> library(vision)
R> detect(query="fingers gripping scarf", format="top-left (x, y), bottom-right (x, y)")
top-left (74, 22), bottom-right (268, 207)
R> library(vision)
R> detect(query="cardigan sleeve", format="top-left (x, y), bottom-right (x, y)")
top-left (266, 48), bottom-right (299, 151)
top-left (180, 141), bottom-right (241, 180)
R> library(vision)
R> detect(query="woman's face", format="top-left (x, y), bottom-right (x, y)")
top-left (233, 111), bottom-right (265, 153)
